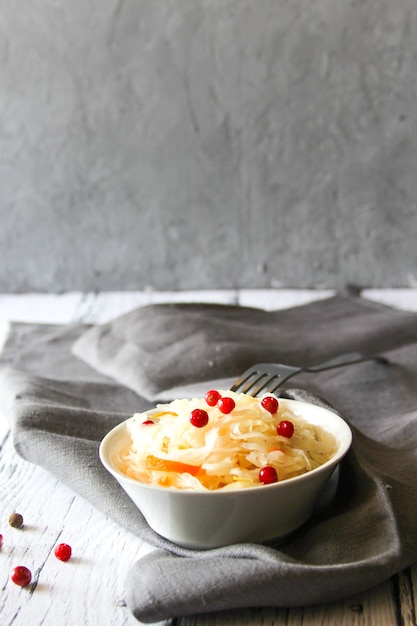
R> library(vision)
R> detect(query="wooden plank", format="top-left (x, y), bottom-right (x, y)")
top-left (362, 289), bottom-right (417, 312)
top-left (238, 289), bottom-right (335, 310)
top-left (412, 565), bottom-right (417, 622)
top-left (396, 568), bottom-right (417, 626)
top-left (0, 431), bottom-right (168, 626)
top-left (0, 293), bottom-right (85, 324)
top-left (0, 412), bottom-right (9, 446)
top-left (0, 320), bottom-right (10, 354)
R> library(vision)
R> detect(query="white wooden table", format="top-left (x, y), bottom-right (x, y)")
top-left (1, 289), bottom-right (416, 626)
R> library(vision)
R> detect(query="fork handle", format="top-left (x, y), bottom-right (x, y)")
top-left (305, 352), bottom-right (387, 372)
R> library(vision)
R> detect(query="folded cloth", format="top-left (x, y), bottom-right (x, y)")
top-left (1, 293), bottom-right (417, 623)
top-left (71, 291), bottom-right (417, 400)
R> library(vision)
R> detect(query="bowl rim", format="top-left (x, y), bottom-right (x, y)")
top-left (99, 398), bottom-right (352, 496)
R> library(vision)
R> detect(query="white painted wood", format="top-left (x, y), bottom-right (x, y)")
top-left (362, 288), bottom-right (417, 312)
top-left (0, 293), bottom-right (85, 324)
top-left (0, 411), bottom-right (9, 445)
top-left (396, 569), bottom-right (417, 626)
top-left (0, 290), bottom-right (416, 626)
top-left (0, 430), bottom-right (167, 626)
top-left (0, 321), bottom-right (10, 354)
top-left (238, 288), bottom-right (335, 310)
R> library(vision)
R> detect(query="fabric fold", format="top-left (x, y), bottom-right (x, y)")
top-left (71, 294), bottom-right (417, 400)
top-left (1, 293), bottom-right (417, 622)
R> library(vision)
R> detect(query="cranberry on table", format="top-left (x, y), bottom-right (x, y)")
top-left (10, 565), bottom-right (32, 587)
top-left (189, 408), bottom-right (209, 428)
top-left (277, 420), bottom-right (295, 438)
top-left (259, 466), bottom-right (278, 484)
top-left (54, 543), bottom-right (72, 562)
top-left (217, 396), bottom-right (235, 414)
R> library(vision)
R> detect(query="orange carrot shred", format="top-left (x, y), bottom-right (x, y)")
top-left (146, 455), bottom-right (205, 477)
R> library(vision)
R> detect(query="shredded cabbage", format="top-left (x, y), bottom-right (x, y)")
top-left (117, 391), bottom-right (337, 491)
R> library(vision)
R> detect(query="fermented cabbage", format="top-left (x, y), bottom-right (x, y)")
top-left (117, 391), bottom-right (336, 491)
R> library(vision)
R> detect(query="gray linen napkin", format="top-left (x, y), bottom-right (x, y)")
top-left (1, 293), bottom-right (417, 623)
top-left (71, 290), bottom-right (417, 400)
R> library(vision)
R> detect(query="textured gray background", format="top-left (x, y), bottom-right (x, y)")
top-left (1, 0), bottom-right (417, 292)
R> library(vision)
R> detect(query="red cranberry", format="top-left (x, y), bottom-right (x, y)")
top-left (205, 389), bottom-right (221, 406)
top-left (261, 396), bottom-right (279, 414)
top-left (141, 420), bottom-right (155, 426)
top-left (217, 396), bottom-right (235, 414)
top-left (259, 466), bottom-right (278, 484)
top-left (54, 543), bottom-right (72, 562)
top-left (277, 420), bottom-right (294, 438)
top-left (10, 565), bottom-right (32, 587)
top-left (189, 408), bottom-right (209, 428)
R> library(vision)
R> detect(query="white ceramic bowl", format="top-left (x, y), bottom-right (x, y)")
top-left (99, 398), bottom-right (352, 549)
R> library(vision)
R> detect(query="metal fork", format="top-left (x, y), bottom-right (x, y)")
top-left (229, 352), bottom-right (386, 397)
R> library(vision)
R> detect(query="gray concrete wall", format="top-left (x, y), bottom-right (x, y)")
top-left (1, 0), bottom-right (417, 293)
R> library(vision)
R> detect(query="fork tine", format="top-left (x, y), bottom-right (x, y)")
top-left (230, 371), bottom-right (268, 395)
top-left (230, 354), bottom-right (387, 397)
top-left (230, 364), bottom-right (301, 396)
top-left (262, 378), bottom-right (284, 395)
top-left (230, 372), bottom-right (285, 396)
top-left (249, 375), bottom-right (281, 396)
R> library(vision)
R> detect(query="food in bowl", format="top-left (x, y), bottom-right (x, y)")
top-left (99, 394), bottom-right (352, 548)
top-left (117, 390), bottom-right (337, 491)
